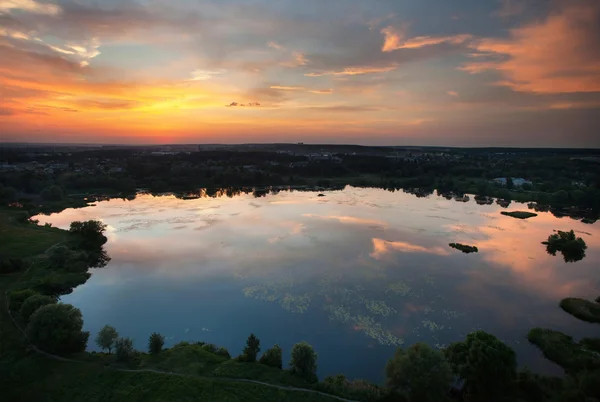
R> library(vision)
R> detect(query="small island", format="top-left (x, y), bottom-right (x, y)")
top-left (559, 297), bottom-right (600, 324)
top-left (542, 230), bottom-right (587, 263)
top-left (501, 211), bottom-right (538, 219)
top-left (449, 243), bottom-right (479, 253)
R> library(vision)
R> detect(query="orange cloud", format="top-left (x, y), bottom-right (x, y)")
top-left (270, 85), bottom-right (305, 91)
top-left (381, 26), bottom-right (471, 52)
top-left (462, 2), bottom-right (600, 93)
top-left (447, 91), bottom-right (459, 97)
top-left (370, 238), bottom-right (450, 260)
top-left (305, 64), bottom-right (398, 77)
top-left (280, 51), bottom-right (308, 67)
top-left (0, 0), bottom-right (61, 15)
top-left (309, 89), bottom-right (333, 94)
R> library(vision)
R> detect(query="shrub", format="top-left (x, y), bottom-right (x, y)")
top-left (386, 342), bottom-right (452, 402)
top-left (69, 220), bottom-right (108, 247)
top-left (26, 303), bottom-right (89, 354)
top-left (8, 289), bottom-right (38, 312)
top-left (289, 341), bottom-right (318, 383)
top-left (48, 245), bottom-right (72, 269)
top-left (41, 185), bottom-right (64, 201)
top-left (202, 343), bottom-right (218, 353)
top-left (96, 325), bottom-right (119, 353)
top-left (259, 344), bottom-right (283, 369)
top-left (148, 332), bottom-right (165, 355)
top-left (14, 211), bottom-right (30, 224)
top-left (216, 347), bottom-right (231, 359)
top-left (242, 333), bottom-right (260, 362)
top-left (115, 337), bottom-right (135, 362)
top-left (20, 294), bottom-right (56, 323)
top-left (0, 258), bottom-right (25, 274)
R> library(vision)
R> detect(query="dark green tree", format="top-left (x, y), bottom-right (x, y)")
top-left (444, 331), bottom-right (517, 401)
top-left (148, 332), bottom-right (165, 355)
top-left (19, 294), bottom-right (56, 323)
top-left (96, 325), bottom-right (119, 353)
top-left (115, 337), bottom-right (135, 362)
top-left (259, 344), bottom-right (283, 369)
top-left (386, 342), bottom-right (452, 402)
top-left (289, 341), bottom-right (318, 382)
top-left (26, 303), bottom-right (89, 354)
top-left (69, 220), bottom-right (108, 247)
top-left (242, 333), bottom-right (261, 362)
top-left (48, 245), bottom-right (72, 269)
top-left (8, 289), bottom-right (37, 312)
top-left (506, 177), bottom-right (514, 189)
top-left (542, 230), bottom-right (587, 263)
top-left (41, 185), bottom-right (64, 201)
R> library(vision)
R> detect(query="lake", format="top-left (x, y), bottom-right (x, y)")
top-left (34, 187), bottom-right (600, 383)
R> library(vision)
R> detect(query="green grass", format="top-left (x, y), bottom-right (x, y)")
top-left (560, 298), bottom-right (600, 324)
top-left (501, 211), bottom-right (538, 219)
top-left (1, 355), bottom-right (340, 402)
top-left (0, 209), bottom-right (69, 259)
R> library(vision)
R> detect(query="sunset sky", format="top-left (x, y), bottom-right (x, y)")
top-left (1, 0), bottom-right (599, 146)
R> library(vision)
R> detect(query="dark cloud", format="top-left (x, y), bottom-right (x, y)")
top-left (226, 102), bottom-right (261, 107)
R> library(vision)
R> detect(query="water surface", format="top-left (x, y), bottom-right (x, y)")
top-left (36, 187), bottom-right (600, 382)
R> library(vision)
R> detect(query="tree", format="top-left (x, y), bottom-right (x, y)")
top-left (48, 245), bottom-right (72, 269)
top-left (259, 344), bottom-right (283, 369)
top-left (542, 230), bottom-right (587, 263)
top-left (444, 331), bottom-right (517, 401)
top-left (148, 332), bottom-right (165, 355)
top-left (242, 333), bottom-right (260, 362)
top-left (26, 303), bottom-right (89, 354)
top-left (20, 294), bottom-right (56, 323)
top-left (41, 185), bottom-right (64, 201)
top-left (115, 337), bottom-right (135, 362)
top-left (386, 342), bottom-right (452, 402)
top-left (8, 289), bottom-right (37, 312)
top-left (506, 177), bottom-right (514, 190)
top-left (289, 341), bottom-right (318, 382)
top-left (0, 186), bottom-right (17, 203)
top-left (69, 220), bottom-right (108, 247)
top-left (96, 325), bottom-right (119, 353)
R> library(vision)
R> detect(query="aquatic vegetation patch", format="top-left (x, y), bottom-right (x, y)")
top-left (559, 297), bottom-right (600, 323)
top-left (542, 230), bottom-right (587, 263)
top-left (421, 320), bottom-right (445, 332)
top-left (280, 293), bottom-right (312, 314)
top-left (501, 211), bottom-right (538, 219)
top-left (386, 281), bottom-right (412, 296)
top-left (325, 304), bottom-right (353, 324)
top-left (449, 243), bottom-right (478, 253)
top-left (365, 300), bottom-right (397, 318)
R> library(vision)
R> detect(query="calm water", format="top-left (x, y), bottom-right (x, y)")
top-left (35, 187), bottom-right (600, 383)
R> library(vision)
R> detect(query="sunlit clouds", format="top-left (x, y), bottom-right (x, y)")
top-left (1, 0), bottom-right (599, 145)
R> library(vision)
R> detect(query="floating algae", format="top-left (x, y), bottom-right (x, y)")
top-left (422, 275), bottom-right (436, 286)
top-left (354, 315), bottom-right (404, 346)
top-left (243, 281), bottom-right (296, 303)
top-left (280, 293), bottom-right (311, 314)
top-left (325, 304), bottom-right (353, 323)
top-left (365, 300), bottom-right (397, 318)
top-left (325, 306), bottom-right (403, 346)
top-left (442, 309), bottom-right (465, 319)
top-left (386, 281), bottom-right (412, 296)
top-left (422, 319), bottom-right (445, 331)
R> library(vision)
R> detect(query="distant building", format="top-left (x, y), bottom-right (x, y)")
top-left (493, 177), bottom-right (532, 187)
